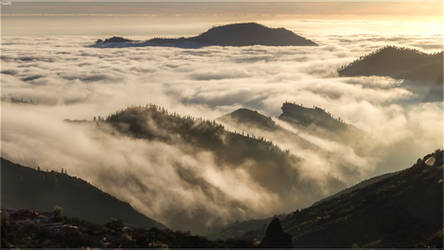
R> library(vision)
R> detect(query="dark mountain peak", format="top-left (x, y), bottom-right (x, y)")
top-left (376, 45), bottom-right (428, 56)
top-left (93, 22), bottom-right (317, 48)
top-left (192, 22), bottom-right (317, 46)
top-left (342, 46), bottom-right (436, 67)
top-left (218, 108), bottom-right (277, 130)
top-left (97, 36), bottom-right (133, 44)
top-left (206, 22), bottom-right (267, 31)
top-left (259, 217), bottom-right (293, 248)
top-left (281, 102), bottom-right (329, 117)
top-left (338, 46), bottom-right (443, 86)
top-left (279, 102), bottom-right (348, 132)
top-left (199, 22), bottom-right (280, 38)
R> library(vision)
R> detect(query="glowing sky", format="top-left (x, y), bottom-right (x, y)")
top-left (1, 2), bottom-right (442, 36)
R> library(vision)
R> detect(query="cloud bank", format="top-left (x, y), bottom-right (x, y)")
top-left (1, 32), bottom-right (442, 234)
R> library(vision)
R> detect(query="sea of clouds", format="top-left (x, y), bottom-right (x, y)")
top-left (1, 32), bottom-right (442, 234)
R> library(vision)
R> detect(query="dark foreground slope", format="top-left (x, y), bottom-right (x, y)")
top-left (1, 209), bottom-right (253, 248)
top-left (214, 150), bottom-right (443, 248)
top-left (283, 149), bottom-right (443, 247)
top-left (338, 46), bottom-right (443, 101)
top-left (1, 158), bottom-right (163, 229)
top-left (94, 22), bottom-right (317, 48)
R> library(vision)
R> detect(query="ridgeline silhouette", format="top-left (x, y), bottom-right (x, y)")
top-left (278, 102), bottom-right (368, 148)
top-left (218, 108), bottom-right (278, 131)
top-left (94, 23), bottom-right (317, 48)
top-left (216, 107), bottom-right (319, 151)
top-left (279, 102), bottom-right (350, 133)
top-left (338, 46), bottom-right (443, 102)
top-left (105, 104), bottom-right (298, 170)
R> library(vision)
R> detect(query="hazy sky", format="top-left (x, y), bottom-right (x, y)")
top-left (2, 2), bottom-right (442, 36)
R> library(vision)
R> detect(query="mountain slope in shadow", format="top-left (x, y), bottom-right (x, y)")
top-left (338, 46), bottom-right (443, 102)
top-left (1, 158), bottom-right (164, 230)
top-left (212, 150), bottom-right (443, 248)
top-left (282, 149), bottom-right (443, 247)
top-left (93, 22), bottom-right (317, 48)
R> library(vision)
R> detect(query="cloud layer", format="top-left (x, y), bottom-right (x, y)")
top-left (1, 32), bottom-right (442, 234)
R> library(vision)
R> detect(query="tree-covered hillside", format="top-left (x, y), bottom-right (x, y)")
top-left (279, 102), bottom-right (350, 132)
top-left (104, 104), bottom-right (308, 195)
top-left (338, 46), bottom-right (442, 84)
top-left (338, 46), bottom-right (443, 102)
top-left (217, 108), bottom-right (317, 150)
top-left (278, 102), bottom-right (368, 148)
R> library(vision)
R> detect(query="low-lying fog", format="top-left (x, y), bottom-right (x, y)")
top-left (1, 26), bottom-right (442, 234)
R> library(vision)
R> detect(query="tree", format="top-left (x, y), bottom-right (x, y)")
top-left (259, 218), bottom-right (292, 248)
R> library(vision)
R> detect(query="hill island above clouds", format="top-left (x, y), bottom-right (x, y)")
top-left (93, 22), bottom-right (318, 48)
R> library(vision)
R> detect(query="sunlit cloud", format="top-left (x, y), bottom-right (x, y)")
top-left (1, 28), bottom-right (442, 234)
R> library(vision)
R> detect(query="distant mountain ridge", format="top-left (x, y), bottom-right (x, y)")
top-left (218, 108), bottom-right (278, 131)
top-left (1, 158), bottom-right (164, 230)
top-left (216, 107), bottom-right (319, 151)
top-left (93, 23), bottom-right (317, 48)
top-left (279, 102), bottom-right (350, 133)
top-left (338, 46), bottom-right (442, 84)
top-left (338, 46), bottom-right (443, 102)
top-left (218, 103), bottom-right (361, 139)
top-left (278, 102), bottom-right (368, 148)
